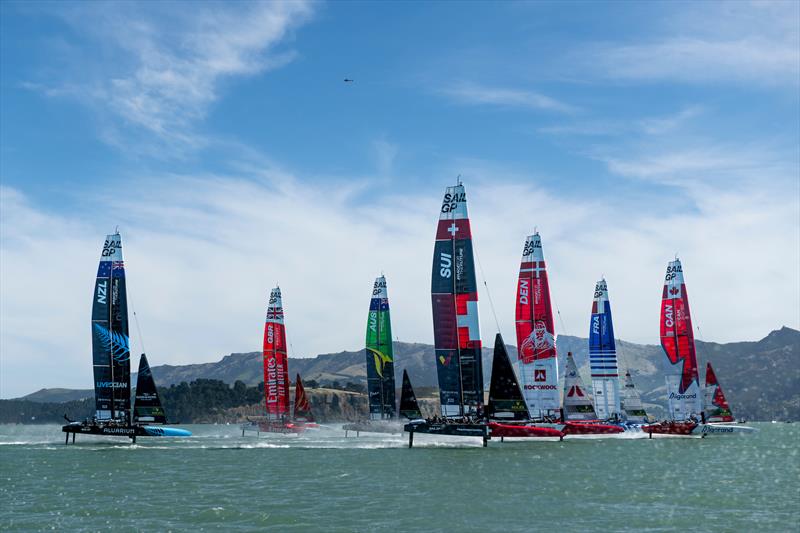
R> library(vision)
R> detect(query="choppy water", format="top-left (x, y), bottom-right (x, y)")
top-left (1, 423), bottom-right (798, 532)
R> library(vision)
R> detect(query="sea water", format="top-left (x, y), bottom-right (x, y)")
top-left (1, 423), bottom-right (798, 532)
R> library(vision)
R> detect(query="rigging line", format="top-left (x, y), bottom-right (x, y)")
top-left (132, 311), bottom-right (146, 355)
top-left (473, 245), bottom-right (501, 336)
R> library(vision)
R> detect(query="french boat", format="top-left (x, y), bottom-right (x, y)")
top-left (62, 232), bottom-right (191, 443)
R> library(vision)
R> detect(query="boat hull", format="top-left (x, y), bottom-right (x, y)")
top-left (488, 422), bottom-right (563, 438)
top-left (61, 422), bottom-right (192, 440)
top-left (342, 420), bottom-right (404, 435)
top-left (693, 423), bottom-right (758, 436)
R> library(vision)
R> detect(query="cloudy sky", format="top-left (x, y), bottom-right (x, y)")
top-left (1, 1), bottom-right (798, 398)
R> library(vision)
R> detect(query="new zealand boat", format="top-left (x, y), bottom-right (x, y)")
top-left (343, 276), bottom-right (403, 436)
top-left (643, 260), bottom-right (755, 437)
top-left (62, 232), bottom-right (191, 443)
top-left (404, 181), bottom-right (489, 446)
top-left (243, 287), bottom-right (315, 435)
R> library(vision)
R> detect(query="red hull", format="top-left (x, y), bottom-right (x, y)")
top-left (562, 421), bottom-right (624, 435)
top-left (642, 421), bottom-right (697, 435)
top-left (257, 421), bottom-right (306, 434)
top-left (488, 422), bottom-right (564, 438)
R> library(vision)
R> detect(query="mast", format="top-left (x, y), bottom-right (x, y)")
top-left (589, 279), bottom-right (621, 419)
top-left (263, 287), bottom-right (290, 421)
top-left (431, 182), bottom-right (483, 418)
top-left (366, 275), bottom-right (396, 419)
top-left (514, 232), bottom-right (559, 420)
top-left (91, 232), bottom-right (131, 422)
top-left (660, 259), bottom-right (702, 421)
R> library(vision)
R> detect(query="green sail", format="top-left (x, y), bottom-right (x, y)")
top-left (365, 275), bottom-right (396, 419)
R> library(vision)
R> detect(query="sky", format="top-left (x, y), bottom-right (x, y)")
top-left (1, 1), bottom-right (798, 398)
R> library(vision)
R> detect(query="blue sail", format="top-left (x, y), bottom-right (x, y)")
top-left (588, 279), bottom-right (621, 420)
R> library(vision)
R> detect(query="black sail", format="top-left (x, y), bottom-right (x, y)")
top-left (133, 353), bottom-right (166, 424)
top-left (91, 233), bottom-right (131, 422)
top-left (399, 369), bottom-right (423, 420)
top-left (487, 334), bottom-right (530, 421)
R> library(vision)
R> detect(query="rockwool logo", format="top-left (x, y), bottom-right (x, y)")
top-left (534, 369), bottom-right (546, 382)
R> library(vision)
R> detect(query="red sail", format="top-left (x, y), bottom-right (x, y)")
top-left (263, 287), bottom-right (290, 420)
top-left (660, 259), bottom-right (702, 420)
top-left (705, 362), bottom-right (734, 423)
top-left (293, 374), bottom-right (315, 422)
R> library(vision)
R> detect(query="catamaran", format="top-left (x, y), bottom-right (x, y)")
top-left (243, 287), bottom-right (316, 435)
top-left (343, 275), bottom-right (403, 436)
top-left (404, 180), bottom-right (490, 446)
top-left (643, 259), bottom-right (755, 437)
top-left (62, 232), bottom-right (191, 443)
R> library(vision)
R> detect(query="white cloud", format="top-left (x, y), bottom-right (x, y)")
top-left (2, 156), bottom-right (798, 397)
top-left (23, 1), bottom-right (313, 152)
top-left (441, 82), bottom-right (577, 113)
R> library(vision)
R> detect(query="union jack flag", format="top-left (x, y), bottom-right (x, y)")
top-left (112, 261), bottom-right (125, 270)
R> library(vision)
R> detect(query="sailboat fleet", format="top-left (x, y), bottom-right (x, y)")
top-left (63, 180), bottom-right (754, 444)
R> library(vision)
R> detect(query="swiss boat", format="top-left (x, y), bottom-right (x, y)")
top-left (242, 287), bottom-right (316, 435)
top-left (62, 232), bottom-right (191, 443)
top-left (343, 276), bottom-right (403, 436)
top-left (642, 260), bottom-right (755, 437)
top-left (404, 181), bottom-right (490, 446)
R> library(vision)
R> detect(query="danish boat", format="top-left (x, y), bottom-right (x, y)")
top-left (62, 232), bottom-right (191, 443)
top-left (404, 180), bottom-right (490, 446)
top-left (343, 276), bottom-right (402, 436)
top-left (643, 259), bottom-right (755, 437)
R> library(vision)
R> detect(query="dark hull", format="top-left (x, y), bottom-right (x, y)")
top-left (403, 420), bottom-right (490, 447)
top-left (61, 422), bottom-right (190, 443)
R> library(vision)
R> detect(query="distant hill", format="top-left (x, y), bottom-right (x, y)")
top-left (13, 327), bottom-right (799, 421)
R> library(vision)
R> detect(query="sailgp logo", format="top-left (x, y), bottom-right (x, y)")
top-left (522, 238), bottom-right (540, 257)
top-left (441, 191), bottom-right (466, 213)
top-left (665, 263), bottom-right (682, 281)
top-left (96, 281), bottom-right (107, 304)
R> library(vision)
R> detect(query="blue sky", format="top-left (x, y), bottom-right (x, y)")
top-left (1, 1), bottom-right (798, 397)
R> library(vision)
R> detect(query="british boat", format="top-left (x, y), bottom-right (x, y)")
top-left (642, 260), bottom-right (755, 437)
top-left (404, 180), bottom-right (490, 446)
top-left (62, 232), bottom-right (191, 443)
top-left (343, 276), bottom-right (403, 436)
top-left (243, 287), bottom-right (316, 435)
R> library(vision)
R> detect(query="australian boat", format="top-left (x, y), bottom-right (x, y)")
top-left (62, 232), bottom-right (191, 443)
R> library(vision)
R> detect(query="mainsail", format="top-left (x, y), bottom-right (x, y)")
top-left (620, 370), bottom-right (648, 423)
top-left (514, 232), bottom-right (559, 419)
top-left (589, 279), bottom-right (621, 419)
top-left (133, 353), bottom-right (166, 424)
top-left (263, 287), bottom-right (290, 421)
top-left (431, 182), bottom-right (483, 417)
top-left (660, 259), bottom-right (702, 420)
top-left (486, 334), bottom-right (530, 421)
top-left (365, 275), bottom-right (396, 419)
top-left (563, 352), bottom-right (597, 420)
top-left (399, 369), bottom-right (423, 420)
top-left (704, 362), bottom-right (734, 423)
top-left (91, 232), bottom-right (131, 422)
top-left (293, 374), bottom-right (315, 422)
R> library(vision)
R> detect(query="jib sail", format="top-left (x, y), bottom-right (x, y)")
top-left (660, 259), bottom-right (702, 420)
top-left (399, 369), bottom-right (423, 420)
top-left (487, 334), bottom-right (530, 421)
top-left (514, 232), bottom-right (560, 419)
top-left (431, 182), bottom-right (483, 417)
top-left (620, 370), bottom-right (648, 423)
top-left (293, 374), bottom-right (315, 422)
top-left (91, 232), bottom-right (131, 422)
top-left (133, 353), bottom-right (166, 424)
top-left (365, 275), bottom-right (396, 419)
top-left (263, 287), bottom-right (290, 421)
top-left (704, 362), bottom-right (734, 423)
top-left (563, 352), bottom-right (597, 420)
top-left (589, 279), bottom-right (621, 420)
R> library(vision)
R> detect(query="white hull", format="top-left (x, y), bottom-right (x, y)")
top-left (692, 423), bottom-right (757, 436)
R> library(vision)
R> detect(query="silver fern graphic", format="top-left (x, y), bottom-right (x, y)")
top-left (94, 323), bottom-right (130, 363)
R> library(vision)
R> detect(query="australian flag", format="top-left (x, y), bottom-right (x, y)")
top-left (97, 261), bottom-right (112, 277)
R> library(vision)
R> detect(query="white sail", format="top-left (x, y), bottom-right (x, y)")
top-left (620, 370), bottom-right (648, 423)
top-left (562, 352), bottom-right (597, 421)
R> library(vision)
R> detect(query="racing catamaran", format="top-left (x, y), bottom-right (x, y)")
top-left (589, 279), bottom-right (622, 421)
top-left (405, 180), bottom-right (490, 446)
top-left (62, 232), bottom-right (191, 443)
top-left (343, 275), bottom-right (402, 436)
top-left (243, 287), bottom-right (315, 435)
top-left (643, 259), bottom-right (755, 437)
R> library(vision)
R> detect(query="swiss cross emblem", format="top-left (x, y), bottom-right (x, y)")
top-left (534, 369), bottom-right (546, 382)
